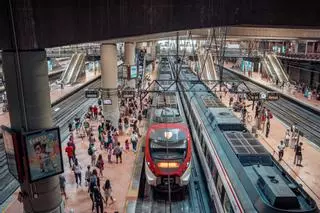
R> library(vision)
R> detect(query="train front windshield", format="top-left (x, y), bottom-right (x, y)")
top-left (149, 128), bottom-right (187, 160)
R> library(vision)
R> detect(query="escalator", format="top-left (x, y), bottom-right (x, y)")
top-left (267, 54), bottom-right (289, 83)
top-left (60, 53), bottom-right (77, 84)
top-left (68, 53), bottom-right (85, 84)
top-left (208, 51), bottom-right (218, 80)
top-left (60, 53), bottom-right (85, 85)
top-left (262, 56), bottom-right (279, 83)
top-left (198, 52), bottom-right (209, 79)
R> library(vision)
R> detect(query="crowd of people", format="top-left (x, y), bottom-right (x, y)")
top-left (59, 93), bottom-right (152, 212)
top-left (225, 89), bottom-right (305, 167)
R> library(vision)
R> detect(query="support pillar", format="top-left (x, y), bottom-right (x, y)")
top-left (3, 50), bottom-right (63, 213)
top-left (125, 42), bottom-right (136, 88)
top-left (100, 44), bottom-right (119, 126)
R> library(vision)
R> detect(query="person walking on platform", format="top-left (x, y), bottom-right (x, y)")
top-left (103, 179), bottom-right (115, 206)
top-left (114, 142), bottom-right (123, 164)
top-left (92, 186), bottom-right (105, 213)
top-left (85, 165), bottom-right (92, 188)
top-left (229, 96), bottom-right (234, 107)
top-left (131, 131), bottom-right (138, 152)
top-left (65, 143), bottom-right (74, 168)
top-left (284, 129), bottom-right (290, 147)
top-left (59, 174), bottom-right (68, 199)
top-left (89, 169), bottom-right (101, 211)
top-left (96, 154), bottom-right (104, 177)
top-left (118, 118), bottom-right (123, 135)
top-left (265, 119), bottom-right (270, 138)
top-left (294, 142), bottom-right (303, 166)
top-left (278, 140), bottom-right (285, 161)
top-left (125, 139), bottom-right (130, 151)
top-left (72, 158), bottom-right (82, 188)
top-left (124, 117), bottom-right (129, 135)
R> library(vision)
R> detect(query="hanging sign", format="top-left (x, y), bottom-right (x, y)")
top-left (85, 89), bottom-right (99, 98)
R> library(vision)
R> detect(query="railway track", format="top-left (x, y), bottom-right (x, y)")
top-left (135, 146), bottom-right (212, 213)
top-left (0, 78), bottom-right (101, 205)
top-left (218, 68), bottom-right (320, 145)
top-left (135, 58), bottom-right (211, 213)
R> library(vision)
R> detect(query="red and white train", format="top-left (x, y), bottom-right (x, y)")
top-left (144, 58), bottom-right (192, 191)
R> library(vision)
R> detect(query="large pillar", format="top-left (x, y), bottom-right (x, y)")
top-left (3, 50), bottom-right (63, 213)
top-left (100, 44), bottom-right (119, 126)
top-left (124, 42), bottom-right (136, 88)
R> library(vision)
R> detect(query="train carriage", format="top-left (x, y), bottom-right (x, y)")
top-left (144, 57), bottom-right (192, 191)
top-left (173, 58), bottom-right (318, 213)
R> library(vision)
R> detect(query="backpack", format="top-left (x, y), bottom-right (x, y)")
top-left (84, 121), bottom-right (89, 129)
top-left (269, 112), bottom-right (273, 119)
top-left (114, 146), bottom-right (122, 155)
top-left (88, 146), bottom-right (93, 156)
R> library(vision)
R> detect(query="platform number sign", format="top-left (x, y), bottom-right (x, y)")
top-left (85, 90), bottom-right (99, 98)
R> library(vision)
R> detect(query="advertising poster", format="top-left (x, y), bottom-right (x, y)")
top-left (130, 65), bottom-right (138, 79)
top-left (24, 127), bottom-right (63, 182)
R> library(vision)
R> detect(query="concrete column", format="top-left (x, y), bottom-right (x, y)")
top-left (2, 50), bottom-right (63, 213)
top-left (100, 43), bottom-right (119, 126)
top-left (124, 42), bottom-right (136, 88)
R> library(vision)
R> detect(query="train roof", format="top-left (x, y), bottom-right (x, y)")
top-left (179, 63), bottom-right (318, 212)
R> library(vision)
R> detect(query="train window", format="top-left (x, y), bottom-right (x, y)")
top-left (216, 175), bottom-right (224, 200)
top-left (199, 134), bottom-right (204, 147)
top-left (203, 144), bottom-right (207, 156)
top-left (223, 194), bottom-right (234, 213)
top-left (197, 124), bottom-right (201, 136)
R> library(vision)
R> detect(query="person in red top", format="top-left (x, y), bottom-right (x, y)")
top-left (93, 105), bottom-right (98, 120)
top-left (65, 144), bottom-right (74, 168)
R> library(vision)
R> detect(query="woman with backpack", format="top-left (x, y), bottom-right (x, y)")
top-left (96, 154), bottom-right (104, 177)
top-left (103, 179), bottom-right (115, 206)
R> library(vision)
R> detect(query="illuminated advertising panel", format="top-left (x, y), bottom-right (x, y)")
top-left (130, 65), bottom-right (138, 79)
top-left (24, 127), bottom-right (63, 182)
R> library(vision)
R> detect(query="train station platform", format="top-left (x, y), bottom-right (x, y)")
top-left (0, 69), bottom-right (101, 127)
top-left (217, 90), bottom-right (320, 206)
top-left (223, 63), bottom-right (320, 113)
top-left (2, 63), bottom-right (156, 213)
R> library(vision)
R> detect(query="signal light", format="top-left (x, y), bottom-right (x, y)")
top-left (157, 162), bottom-right (180, 168)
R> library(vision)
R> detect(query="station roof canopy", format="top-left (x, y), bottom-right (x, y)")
top-left (1, 0), bottom-right (320, 49)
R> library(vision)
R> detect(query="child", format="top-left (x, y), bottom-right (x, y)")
top-left (125, 139), bottom-right (130, 151)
